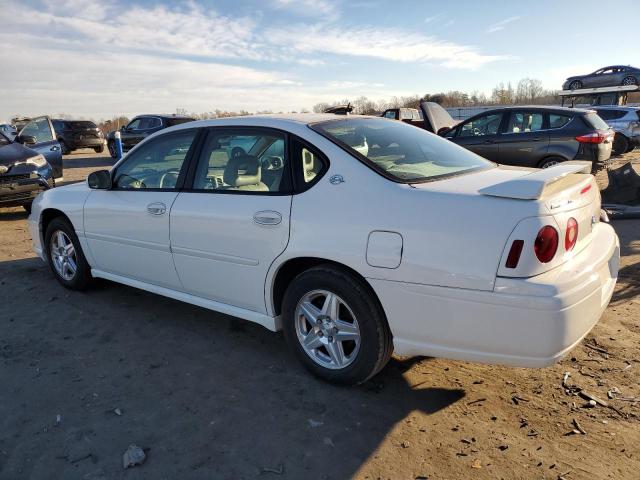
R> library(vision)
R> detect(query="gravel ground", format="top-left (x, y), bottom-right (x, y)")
top-left (0, 149), bottom-right (639, 480)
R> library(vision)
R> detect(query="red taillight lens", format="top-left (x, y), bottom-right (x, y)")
top-left (505, 240), bottom-right (524, 269)
top-left (534, 226), bottom-right (558, 263)
top-left (565, 217), bottom-right (578, 251)
top-left (575, 132), bottom-right (606, 144)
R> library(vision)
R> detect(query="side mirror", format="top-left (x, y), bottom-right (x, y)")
top-left (120, 126), bottom-right (127, 132)
top-left (87, 170), bottom-right (112, 190)
top-left (16, 135), bottom-right (37, 146)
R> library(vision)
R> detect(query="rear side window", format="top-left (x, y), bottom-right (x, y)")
top-left (69, 121), bottom-right (97, 129)
top-left (548, 114), bottom-right (572, 129)
top-left (506, 112), bottom-right (543, 133)
top-left (584, 113), bottom-right (610, 131)
top-left (166, 118), bottom-right (195, 127)
top-left (596, 110), bottom-right (626, 121)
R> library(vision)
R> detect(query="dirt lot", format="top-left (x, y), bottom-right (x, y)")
top-left (1, 150), bottom-right (639, 480)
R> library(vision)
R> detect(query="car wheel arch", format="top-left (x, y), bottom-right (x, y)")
top-left (40, 208), bottom-right (74, 246)
top-left (269, 257), bottom-right (385, 319)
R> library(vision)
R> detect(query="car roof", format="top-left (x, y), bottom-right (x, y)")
top-left (592, 105), bottom-right (639, 110)
top-left (470, 106), bottom-right (593, 115)
top-left (166, 113), bottom-right (376, 130)
top-left (133, 114), bottom-right (195, 120)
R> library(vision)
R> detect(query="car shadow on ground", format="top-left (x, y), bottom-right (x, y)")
top-left (0, 257), bottom-right (464, 479)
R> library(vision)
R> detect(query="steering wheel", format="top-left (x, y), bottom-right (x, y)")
top-left (159, 170), bottom-right (180, 188)
top-left (473, 127), bottom-right (482, 136)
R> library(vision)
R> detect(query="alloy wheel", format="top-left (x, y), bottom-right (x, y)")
top-left (294, 290), bottom-right (361, 370)
top-left (50, 230), bottom-right (77, 281)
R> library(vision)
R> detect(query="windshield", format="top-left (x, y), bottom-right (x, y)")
top-left (311, 117), bottom-right (493, 183)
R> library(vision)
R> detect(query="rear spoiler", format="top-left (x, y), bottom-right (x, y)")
top-left (479, 161), bottom-right (592, 200)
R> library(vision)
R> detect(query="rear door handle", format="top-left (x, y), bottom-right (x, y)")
top-left (51, 145), bottom-right (60, 151)
top-left (532, 137), bottom-right (542, 142)
top-left (147, 202), bottom-right (166, 215)
top-left (253, 210), bottom-right (282, 226)
top-left (483, 140), bottom-right (494, 144)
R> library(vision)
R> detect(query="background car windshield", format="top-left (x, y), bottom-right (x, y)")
top-left (312, 118), bottom-right (492, 182)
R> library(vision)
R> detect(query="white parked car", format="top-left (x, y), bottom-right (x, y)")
top-left (28, 114), bottom-right (620, 384)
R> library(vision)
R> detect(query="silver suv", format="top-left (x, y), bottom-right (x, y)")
top-left (592, 106), bottom-right (640, 155)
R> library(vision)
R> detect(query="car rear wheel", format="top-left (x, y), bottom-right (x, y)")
top-left (622, 76), bottom-right (637, 86)
top-left (613, 134), bottom-right (629, 156)
top-left (539, 156), bottom-right (564, 169)
top-left (569, 80), bottom-right (582, 90)
top-left (282, 265), bottom-right (393, 385)
top-left (107, 140), bottom-right (118, 159)
top-left (45, 217), bottom-right (92, 290)
top-left (94, 145), bottom-right (104, 154)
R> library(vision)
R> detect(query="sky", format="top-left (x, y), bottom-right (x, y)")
top-left (1, 0), bottom-right (638, 122)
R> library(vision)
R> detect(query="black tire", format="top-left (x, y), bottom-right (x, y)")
top-left (60, 140), bottom-right (70, 155)
top-left (281, 265), bottom-right (393, 385)
top-left (613, 133), bottom-right (629, 155)
top-left (107, 141), bottom-right (118, 159)
top-left (44, 217), bottom-right (92, 290)
top-left (569, 80), bottom-right (582, 90)
top-left (23, 202), bottom-right (32, 214)
top-left (622, 76), bottom-right (637, 86)
top-left (94, 145), bottom-right (104, 154)
top-left (626, 143), bottom-right (635, 153)
top-left (538, 156), bottom-right (565, 169)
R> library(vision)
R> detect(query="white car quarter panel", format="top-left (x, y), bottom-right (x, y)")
top-left (366, 231), bottom-right (403, 269)
top-left (170, 192), bottom-right (292, 313)
top-left (83, 190), bottom-right (183, 289)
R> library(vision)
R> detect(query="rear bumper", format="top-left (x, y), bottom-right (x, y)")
top-left (0, 174), bottom-right (53, 207)
top-left (369, 223), bottom-right (619, 367)
top-left (69, 138), bottom-right (105, 149)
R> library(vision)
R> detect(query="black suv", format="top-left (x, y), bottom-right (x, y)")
top-left (52, 119), bottom-right (105, 154)
top-left (441, 106), bottom-right (613, 168)
top-left (106, 114), bottom-right (194, 159)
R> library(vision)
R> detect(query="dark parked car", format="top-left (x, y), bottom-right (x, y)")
top-left (1, 116), bottom-right (62, 212)
top-left (106, 114), bottom-right (194, 158)
top-left (440, 106), bottom-right (613, 169)
top-left (52, 119), bottom-right (105, 154)
top-left (0, 124), bottom-right (16, 138)
top-left (563, 65), bottom-right (640, 90)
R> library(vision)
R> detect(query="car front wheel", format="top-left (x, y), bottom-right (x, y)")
top-left (107, 141), bottom-right (118, 159)
top-left (282, 265), bottom-right (393, 385)
top-left (45, 217), bottom-right (92, 290)
top-left (569, 80), bottom-right (582, 90)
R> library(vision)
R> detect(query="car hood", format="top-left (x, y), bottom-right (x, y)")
top-left (0, 142), bottom-right (38, 167)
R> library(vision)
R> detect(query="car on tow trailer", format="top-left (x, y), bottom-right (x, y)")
top-left (29, 114), bottom-right (618, 384)
top-left (591, 106), bottom-right (640, 155)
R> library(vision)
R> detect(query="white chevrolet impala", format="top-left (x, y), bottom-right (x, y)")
top-left (29, 115), bottom-right (620, 384)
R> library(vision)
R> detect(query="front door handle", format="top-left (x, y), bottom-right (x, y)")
top-left (51, 145), bottom-right (60, 151)
top-left (253, 210), bottom-right (282, 226)
top-left (483, 139), bottom-right (494, 144)
top-left (147, 202), bottom-right (166, 215)
top-left (532, 137), bottom-right (542, 142)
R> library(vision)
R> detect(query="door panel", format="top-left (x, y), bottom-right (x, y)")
top-left (170, 193), bottom-right (291, 312)
top-left (19, 116), bottom-right (63, 178)
top-left (496, 111), bottom-right (549, 167)
top-left (451, 112), bottom-right (503, 161)
top-left (84, 191), bottom-right (183, 288)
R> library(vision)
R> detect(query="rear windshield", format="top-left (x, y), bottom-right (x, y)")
top-left (166, 118), bottom-right (195, 127)
top-left (584, 113), bottom-right (610, 131)
top-left (311, 118), bottom-right (493, 183)
top-left (68, 121), bottom-right (97, 129)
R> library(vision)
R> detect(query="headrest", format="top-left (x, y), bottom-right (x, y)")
top-left (223, 154), bottom-right (261, 187)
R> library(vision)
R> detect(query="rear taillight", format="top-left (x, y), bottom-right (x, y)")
top-left (575, 132), bottom-right (608, 144)
top-left (505, 240), bottom-right (524, 269)
top-left (565, 217), bottom-right (578, 251)
top-left (534, 226), bottom-right (558, 263)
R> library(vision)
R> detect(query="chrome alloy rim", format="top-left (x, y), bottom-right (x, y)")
top-left (542, 160), bottom-right (558, 168)
top-left (50, 230), bottom-right (77, 281)
top-left (294, 290), bottom-right (361, 369)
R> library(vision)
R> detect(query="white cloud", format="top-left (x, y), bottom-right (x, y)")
top-left (271, 0), bottom-right (339, 18)
top-left (486, 16), bottom-right (521, 34)
top-left (267, 25), bottom-right (507, 69)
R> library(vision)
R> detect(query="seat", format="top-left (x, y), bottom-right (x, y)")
top-left (223, 154), bottom-right (268, 191)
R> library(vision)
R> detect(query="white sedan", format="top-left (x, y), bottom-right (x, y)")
top-left (29, 114), bottom-right (620, 384)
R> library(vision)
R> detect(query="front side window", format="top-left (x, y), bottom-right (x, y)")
top-left (114, 130), bottom-right (197, 189)
top-left (192, 129), bottom-right (288, 192)
top-left (458, 113), bottom-right (502, 137)
top-left (21, 117), bottom-right (54, 143)
top-left (0, 132), bottom-right (10, 146)
top-left (311, 118), bottom-right (492, 183)
top-left (506, 112), bottom-right (543, 133)
top-left (383, 110), bottom-right (397, 119)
